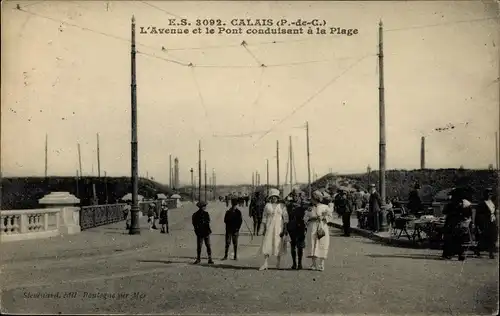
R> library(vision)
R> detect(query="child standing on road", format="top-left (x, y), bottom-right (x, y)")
top-left (192, 200), bottom-right (214, 264)
top-left (159, 200), bottom-right (169, 234)
top-left (147, 202), bottom-right (158, 230)
top-left (222, 198), bottom-right (243, 261)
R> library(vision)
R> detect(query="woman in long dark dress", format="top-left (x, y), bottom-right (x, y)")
top-left (474, 188), bottom-right (497, 259)
top-left (442, 188), bottom-right (473, 261)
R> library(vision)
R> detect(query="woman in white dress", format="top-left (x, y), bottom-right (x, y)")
top-left (304, 190), bottom-right (333, 271)
top-left (259, 188), bottom-right (289, 271)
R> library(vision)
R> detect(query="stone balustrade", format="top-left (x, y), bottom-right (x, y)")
top-left (0, 208), bottom-right (61, 242)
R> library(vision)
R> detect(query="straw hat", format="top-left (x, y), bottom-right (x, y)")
top-left (267, 188), bottom-right (280, 199)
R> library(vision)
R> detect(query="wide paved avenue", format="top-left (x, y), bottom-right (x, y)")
top-left (1, 202), bottom-right (498, 315)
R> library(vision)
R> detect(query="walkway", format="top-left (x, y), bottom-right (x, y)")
top-left (1, 202), bottom-right (498, 315)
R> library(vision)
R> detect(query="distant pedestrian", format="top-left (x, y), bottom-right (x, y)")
top-left (222, 198), bottom-right (243, 260)
top-left (124, 201), bottom-right (132, 229)
top-left (474, 188), bottom-right (497, 259)
top-left (249, 191), bottom-right (265, 236)
top-left (335, 188), bottom-right (353, 237)
top-left (192, 200), bottom-right (214, 264)
top-left (159, 200), bottom-right (169, 234)
top-left (225, 195), bottom-right (230, 208)
top-left (259, 188), bottom-right (288, 271)
top-left (368, 184), bottom-right (382, 231)
top-left (147, 202), bottom-right (158, 230)
top-left (305, 190), bottom-right (333, 271)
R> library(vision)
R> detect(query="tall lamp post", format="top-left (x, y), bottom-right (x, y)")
top-left (129, 15), bottom-right (140, 235)
top-left (190, 168), bottom-right (194, 202)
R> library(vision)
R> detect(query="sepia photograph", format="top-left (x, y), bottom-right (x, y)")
top-left (1, 0), bottom-right (499, 314)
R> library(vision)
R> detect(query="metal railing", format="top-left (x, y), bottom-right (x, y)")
top-left (80, 203), bottom-right (126, 230)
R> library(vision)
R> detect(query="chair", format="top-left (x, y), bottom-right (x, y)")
top-left (393, 216), bottom-right (412, 240)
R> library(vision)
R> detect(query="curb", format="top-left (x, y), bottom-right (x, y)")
top-left (330, 223), bottom-right (499, 252)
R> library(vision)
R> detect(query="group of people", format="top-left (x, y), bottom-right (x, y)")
top-left (193, 186), bottom-right (340, 271)
top-left (441, 187), bottom-right (497, 260)
top-left (123, 200), bottom-right (170, 234)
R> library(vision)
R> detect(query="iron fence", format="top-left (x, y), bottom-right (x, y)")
top-left (80, 203), bottom-right (126, 230)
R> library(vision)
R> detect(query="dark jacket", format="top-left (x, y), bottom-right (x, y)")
top-left (286, 195), bottom-right (307, 233)
top-left (475, 200), bottom-right (497, 231)
top-left (224, 207), bottom-right (243, 233)
top-left (407, 190), bottom-right (422, 213)
top-left (335, 193), bottom-right (353, 215)
top-left (369, 192), bottom-right (382, 213)
top-left (249, 194), bottom-right (266, 218)
top-left (192, 209), bottom-right (211, 237)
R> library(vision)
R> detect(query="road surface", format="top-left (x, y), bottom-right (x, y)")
top-left (1, 201), bottom-right (498, 314)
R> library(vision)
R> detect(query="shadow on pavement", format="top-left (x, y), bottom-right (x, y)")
top-left (366, 253), bottom-right (447, 261)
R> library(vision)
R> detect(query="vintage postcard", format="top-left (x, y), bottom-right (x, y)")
top-left (1, 0), bottom-right (499, 315)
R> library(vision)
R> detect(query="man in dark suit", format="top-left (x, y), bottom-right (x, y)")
top-left (369, 184), bottom-right (382, 231)
top-left (474, 188), bottom-right (497, 259)
top-left (249, 191), bottom-right (265, 236)
top-left (222, 198), bottom-right (243, 260)
top-left (286, 187), bottom-right (308, 270)
top-left (335, 188), bottom-right (354, 236)
top-left (192, 200), bottom-right (214, 264)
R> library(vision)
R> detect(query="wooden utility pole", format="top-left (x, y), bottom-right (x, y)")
top-left (45, 134), bottom-right (48, 177)
top-left (77, 143), bottom-right (83, 177)
top-left (169, 155), bottom-right (172, 188)
top-left (213, 169), bottom-right (216, 200)
top-left (198, 141), bottom-right (202, 201)
top-left (289, 136), bottom-right (293, 193)
top-left (104, 171), bottom-right (108, 204)
top-left (129, 15), bottom-right (140, 235)
top-left (495, 132), bottom-right (499, 171)
top-left (204, 160), bottom-right (207, 202)
top-left (76, 170), bottom-right (80, 197)
top-left (266, 159), bottom-right (269, 195)
top-left (378, 20), bottom-right (387, 231)
top-left (252, 172), bottom-right (255, 192)
top-left (420, 136), bottom-right (425, 170)
top-left (97, 133), bottom-right (101, 177)
top-left (306, 122), bottom-right (312, 198)
top-left (190, 168), bottom-right (194, 202)
top-left (276, 140), bottom-right (280, 194)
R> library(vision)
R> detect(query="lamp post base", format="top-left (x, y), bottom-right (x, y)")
top-left (128, 207), bottom-right (141, 235)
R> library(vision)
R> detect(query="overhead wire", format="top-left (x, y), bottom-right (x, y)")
top-left (254, 53), bottom-right (374, 144)
top-left (139, 1), bottom-right (185, 19)
top-left (190, 67), bottom-right (215, 136)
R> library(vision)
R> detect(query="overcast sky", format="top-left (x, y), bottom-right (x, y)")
top-left (1, 1), bottom-right (499, 185)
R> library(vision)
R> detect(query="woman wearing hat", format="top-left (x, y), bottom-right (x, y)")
top-left (474, 188), bottom-right (497, 259)
top-left (305, 190), bottom-right (333, 271)
top-left (259, 188), bottom-right (289, 271)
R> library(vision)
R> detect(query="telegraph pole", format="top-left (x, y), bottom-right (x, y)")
top-left (204, 160), bottom-right (207, 202)
top-left (289, 136), bottom-right (293, 193)
top-left (213, 169), bottom-right (216, 200)
top-left (306, 122), bottom-right (311, 198)
top-left (97, 133), bottom-right (101, 177)
top-left (378, 20), bottom-right (387, 231)
top-left (266, 159), bottom-right (269, 195)
top-left (252, 172), bottom-right (255, 192)
top-left (198, 141), bottom-right (202, 201)
top-left (129, 15), bottom-right (140, 235)
top-left (276, 140), bottom-right (280, 194)
top-left (190, 168), bottom-right (194, 202)
top-left (77, 143), bottom-right (83, 177)
top-left (45, 134), bottom-right (48, 177)
top-left (169, 155), bottom-right (172, 188)
top-left (76, 170), bottom-right (80, 197)
top-left (104, 171), bottom-right (108, 204)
